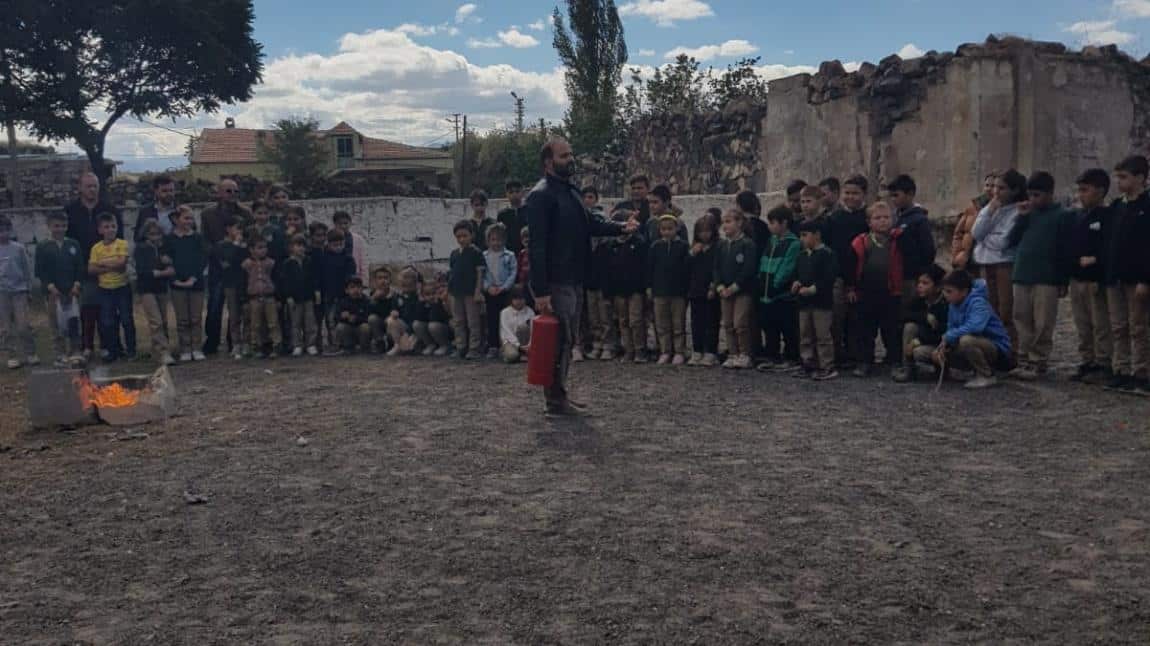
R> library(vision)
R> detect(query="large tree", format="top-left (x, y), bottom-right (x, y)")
top-left (552, 0), bottom-right (628, 156)
top-left (259, 117), bottom-right (328, 191)
top-left (1, 0), bottom-right (263, 195)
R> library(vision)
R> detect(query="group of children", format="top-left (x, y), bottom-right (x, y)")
top-left (1, 154), bottom-right (1148, 393)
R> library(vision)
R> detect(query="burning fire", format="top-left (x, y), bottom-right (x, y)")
top-left (74, 376), bottom-right (142, 409)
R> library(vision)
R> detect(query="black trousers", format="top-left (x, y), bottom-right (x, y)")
top-left (485, 291), bottom-right (510, 350)
top-left (760, 299), bottom-right (799, 362)
top-left (853, 292), bottom-right (901, 365)
top-left (689, 297), bottom-right (720, 354)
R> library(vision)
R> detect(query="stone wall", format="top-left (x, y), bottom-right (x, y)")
top-left (1, 193), bottom-right (778, 272)
top-left (0, 156), bottom-right (96, 208)
top-left (588, 36), bottom-right (1150, 222)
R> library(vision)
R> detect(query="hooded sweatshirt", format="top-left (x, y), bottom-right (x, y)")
top-left (971, 202), bottom-right (1020, 266)
top-left (943, 278), bottom-right (1011, 358)
top-left (850, 229), bottom-right (905, 298)
top-left (895, 204), bottom-right (935, 279)
top-left (759, 231), bottom-right (799, 304)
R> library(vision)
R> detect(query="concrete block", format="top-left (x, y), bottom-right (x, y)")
top-left (26, 369), bottom-right (98, 428)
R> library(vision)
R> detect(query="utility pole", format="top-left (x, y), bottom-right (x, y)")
top-left (460, 115), bottom-right (468, 196)
top-left (4, 121), bottom-right (21, 208)
top-left (510, 92), bottom-right (525, 134)
top-left (447, 113), bottom-right (461, 144)
top-left (447, 113), bottom-right (462, 196)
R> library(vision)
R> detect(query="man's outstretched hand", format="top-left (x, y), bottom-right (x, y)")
top-left (622, 218), bottom-right (639, 234)
top-left (535, 295), bottom-right (552, 314)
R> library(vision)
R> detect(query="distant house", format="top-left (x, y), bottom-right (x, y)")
top-left (189, 119), bottom-right (453, 186)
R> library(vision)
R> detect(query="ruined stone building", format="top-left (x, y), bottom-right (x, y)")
top-left (587, 36), bottom-right (1150, 220)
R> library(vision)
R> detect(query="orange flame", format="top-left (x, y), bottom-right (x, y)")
top-left (74, 376), bottom-right (142, 409)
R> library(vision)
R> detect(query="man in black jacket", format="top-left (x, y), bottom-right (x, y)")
top-left (527, 138), bottom-right (637, 415)
top-left (133, 175), bottom-right (177, 241)
top-left (64, 172), bottom-right (123, 359)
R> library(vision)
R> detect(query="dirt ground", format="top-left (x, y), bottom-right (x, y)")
top-left (1, 302), bottom-right (1149, 644)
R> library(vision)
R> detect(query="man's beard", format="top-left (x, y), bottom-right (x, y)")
top-left (553, 161), bottom-right (573, 179)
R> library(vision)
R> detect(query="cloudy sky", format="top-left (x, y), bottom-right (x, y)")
top-left (44, 0), bottom-right (1150, 171)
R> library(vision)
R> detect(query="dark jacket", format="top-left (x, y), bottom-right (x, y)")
top-left (829, 207), bottom-right (869, 283)
top-left (849, 230), bottom-right (905, 298)
top-left (647, 238), bottom-right (689, 298)
top-left (393, 289), bottom-right (426, 325)
top-left (199, 202), bottom-right (251, 245)
top-left (165, 231), bottom-right (207, 291)
top-left (713, 235), bottom-right (759, 295)
top-left (1104, 191), bottom-right (1150, 286)
top-left (133, 204), bottom-right (177, 242)
top-left (280, 255), bottom-right (317, 302)
top-left (448, 244), bottom-right (485, 297)
top-left (497, 206), bottom-right (527, 253)
top-left (906, 294), bottom-right (949, 346)
top-left (34, 238), bottom-right (84, 295)
top-left (604, 235), bottom-right (646, 297)
top-left (468, 216), bottom-right (496, 252)
top-left (749, 218), bottom-right (771, 257)
top-left (318, 250), bottom-right (357, 304)
top-left (133, 243), bottom-right (171, 294)
top-left (895, 205), bottom-right (936, 279)
top-left (759, 232), bottom-right (800, 304)
top-left (587, 241), bottom-right (611, 291)
top-left (1008, 204), bottom-right (1072, 286)
top-left (686, 243), bottom-right (717, 300)
top-left (795, 245), bottom-right (838, 309)
top-left (425, 300), bottom-right (451, 324)
top-left (1068, 204), bottom-right (1109, 283)
top-left (338, 295), bottom-right (370, 326)
top-left (64, 199), bottom-right (122, 267)
top-left (526, 174), bottom-right (623, 297)
top-left (368, 289), bottom-right (396, 318)
top-left (212, 240), bottom-right (248, 290)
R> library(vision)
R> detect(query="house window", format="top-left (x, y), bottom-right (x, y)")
top-left (335, 136), bottom-right (354, 169)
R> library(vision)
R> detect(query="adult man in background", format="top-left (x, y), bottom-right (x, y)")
top-left (199, 178), bottom-right (250, 355)
top-left (133, 175), bottom-right (178, 240)
top-left (64, 172), bottom-right (123, 360)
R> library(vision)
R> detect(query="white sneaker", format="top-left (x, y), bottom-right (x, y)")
top-left (657, 353), bottom-right (670, 365)
top-left (192, 351), bottom-right (207, 361)
top-left (738, 354), bottom-right (754, 369)
top-left (701, 353), bottom-right (718, 367)
top-left (687, 352), bottom-right (702, 366)
top-left (672, 354), bottom-right (686, 366)
top-left (161, 353), bottom-right (177, 366)
top-left (292, 347), bottom-right (304, 357)
top-left (422, 345), bottom-right (436, 356)
top-left (6, 358), bottom-right (21, 369)
top-left (179, 352), bottom-right (193, 362)
top-left (433, 346), bottom-right (449, 357)
top-left (964, 375), bottom-right (999, 389)
top-left (306, 346), bottom-right (319, 356)
top-left (572, 348), bottom-right (585, 362)
top-left (25, 355), bottom-right (40, 367)
top-left (721, 357), bottom-right (736, 369)
top-left (600, 348), bottom-right (616, 361)
top-left (386, 345), bottom-right (401, 357)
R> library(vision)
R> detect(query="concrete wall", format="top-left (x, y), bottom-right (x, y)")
top-left (1, 192), bottom-right (781, 270)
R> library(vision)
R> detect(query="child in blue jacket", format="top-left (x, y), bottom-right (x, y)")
top-left (935, 270), bottom-right (1012, 389)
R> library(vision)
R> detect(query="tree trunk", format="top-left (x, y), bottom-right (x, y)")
top-left (80, 133), bottom-right (112, 203)
top-left (5, 121), bottom-right (21, 208)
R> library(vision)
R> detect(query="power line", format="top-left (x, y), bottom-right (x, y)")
top-left (135, 117), bottom-right (198, 139)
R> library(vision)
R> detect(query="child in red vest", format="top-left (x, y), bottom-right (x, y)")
top-left (848, 201), bottom-right (904, 377)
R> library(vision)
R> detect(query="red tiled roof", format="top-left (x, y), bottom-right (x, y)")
top-left (191, 124), bottom-right (449, 164)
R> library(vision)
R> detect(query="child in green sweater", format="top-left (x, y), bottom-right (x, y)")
top-left (1007, 172), bottom-right (1073, 380)
top-left (757, 205), bottom-right (801, 371)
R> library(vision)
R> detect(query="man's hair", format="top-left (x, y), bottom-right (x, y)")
top-left (152, 174), bottom-right (174, 189)
top-left (629, 174), bottom-right (650, 188)
top-left (843, 174), bottom-right (869, 193)
top-left (1076, 168), bottom-right (1111, 193)
top-left (308, 221), bottom-right (328, 234)
top-left (886, 174), bottom-right (917, 194)
top-left (469, 189), bottom-right (489, 205)
top-left (326, 229), bottom-right (346, 243)
top-left (505, 180), bottom-right (523, 192)
top-left (818, 177), bottom-right (841, 194)
top-left (373, 266), bottom-right (392, 278)
top-left (539, 138), bottom-right (567, 167)
top-left (287, 204), bottom-right (307, 219)
top-left (735, 190), bottom-right (761, 216)
top-left (799, 185), bottom-right (824, 200)
top-left (346, 276), bottom-right (364, 288)
top-left (650, 184), bottom-right (672, 204)
top-left (453, 219), bottom-right (474, 234)
top-left (941, 269), bottom-right (974, 291)
top-left (46, 211), bottom-right (67, 223)
top-left (486, 222), bottom-right (507, 241)
top-left (508, 285), bottom-right (525, 300)
top-left (1027, 171), bottom-right (1055, 194)
top-left (581, 184), bottom-right (599, 198)
top-left (332, 210), bottom-right (351, 224)
top-left (290, 234), bottom-right (308, 247)
top-left (765, 204), bottom-right (795, 224)
top-left (97, 213), bottom-right (117, 226)
top-left (922, 263), bottom-right (946, 285)
top-left (797, 219), bottom-right (823, 235)
top-left (1115, 155), bottom-right (1149, 178)
top-left (785, 179), bottom-right (808, 196)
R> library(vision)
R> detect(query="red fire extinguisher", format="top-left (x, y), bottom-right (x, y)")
top-left (527, 314), bottom-right (559, 387)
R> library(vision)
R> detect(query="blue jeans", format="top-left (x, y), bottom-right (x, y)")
top-left (97, 286), bottom-right (136, 359)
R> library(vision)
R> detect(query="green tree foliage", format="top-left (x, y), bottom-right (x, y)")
top-left (552, 0), bottom-right (628, 156)
top-left (644, 55), bottom-right (710, 116)
top-left (620, 56), bottom-right (770, 131)
top-left (258, 117), bottom-right (328, 191)
top-left (709, 57), bottom-right (769, 108)
top-left (1, 0), bottom-right (263, 196)
top-left (452, 124), bottom-right (550, 196)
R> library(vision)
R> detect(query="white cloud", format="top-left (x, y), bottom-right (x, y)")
top-left (753, 63), bottom-right (817, 81)
top-left (843, 61), bottom-right (862, 72)
top-left (498, 28), bottom-right (539, 48)
top-left (897, 43), bottom-right (925, 59)
top-left (455, 3), bottom-right (480, 24)
top-left (394, 23), bottom-right (460, 37)
top-left (1115, 0), bottom-right (1150, 18)
top-left (468, 28), bottom-right (540, 49)
top-left (527, 19), bottom-right (547, 31)
top-left (664, 39), bottom-right (757, 61)
top-left (1064, 20), bottom-right (1135, 46)
top-left (636, 48), bottom-right (656, 57)
top-left (619, 0), bottom-right (714, 27)
top-left (783, 49), bottom-right (795, 55)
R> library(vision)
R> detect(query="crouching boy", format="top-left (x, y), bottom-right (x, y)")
top-left (934, 270), bottom-right (1012, 389)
